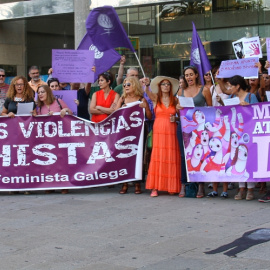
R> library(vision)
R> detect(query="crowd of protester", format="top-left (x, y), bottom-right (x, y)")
top-left (0, 57), bottom-right (269, 203)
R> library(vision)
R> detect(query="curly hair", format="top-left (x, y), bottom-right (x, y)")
top-left (7, 76), bottom-right (34, 101)
top-left (37, 85), bottom-right (55, 108)
top-left (122, 77), bottom-right (143, 98)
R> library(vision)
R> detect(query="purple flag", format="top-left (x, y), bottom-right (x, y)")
top-left (78, 33), bottom-right (121, 81)
top-left (190, 22), bottom-right (212, 85)
top-left (85, 5), bottom-right (135, 52)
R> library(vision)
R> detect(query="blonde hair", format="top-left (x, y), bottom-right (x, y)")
top-left (7, 76), bottom-right (34, 101)
top-left (122, 77), bottom-right (143, 98)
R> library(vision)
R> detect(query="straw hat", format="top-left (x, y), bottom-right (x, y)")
top-left (150, 76), bottom-right (179, 95)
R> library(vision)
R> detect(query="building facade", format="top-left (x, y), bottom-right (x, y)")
top-left (1, 0), bottom-right (270, 79)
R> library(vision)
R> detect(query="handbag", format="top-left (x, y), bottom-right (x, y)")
top-left (146, 130), bottom-right (153, 149)
top-left (185, 183), bottom-right (198, 198)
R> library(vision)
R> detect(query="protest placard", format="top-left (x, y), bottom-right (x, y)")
top-left (52, 90), bottom-right (78, 116)
top-left (52, 49), bottom-right (95, 83)
top-left (266, 38), bottom-right (270, 75)
top-left (242, 36), bottom-right (262, 58)
top-left (217, 57), bottom-right (259, 78)
top-left (232, 37), bottom-right (262, 59)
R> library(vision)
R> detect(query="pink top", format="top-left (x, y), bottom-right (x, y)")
top-left (37, 99), bottom-right (69, 115)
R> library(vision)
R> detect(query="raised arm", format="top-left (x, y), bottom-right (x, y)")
top-left (116, 55), bottom-right (126, 85)
top-left (144, 77), bottom-right (157, 103)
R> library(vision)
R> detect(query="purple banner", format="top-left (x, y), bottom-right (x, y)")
top-left (180, 103), bottom-right (270, 182)
top-left (217, 57), bottom-right (259, 78)
top-left (0, 104), bottom-right (144, 191)
top-left (52, 90), bottom-right (78, 116)
top-left (52, 49), bottom-right (95, 83)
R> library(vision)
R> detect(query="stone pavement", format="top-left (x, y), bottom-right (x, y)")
top-left (0, 184), bottom-right (270, 270)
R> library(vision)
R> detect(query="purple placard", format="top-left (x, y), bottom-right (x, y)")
top-left (267, 38), bottom-right (270, 75)
top-left (179, 103), bottom-right (270, 183)
top-left (52, 90), bottom-right (78, 116)
top-left (217, 57), bottom-right (259, 78)
top-left (0, 104), bottom-right (144, 191)
top-left (52, 49), bottom-right (95, 83)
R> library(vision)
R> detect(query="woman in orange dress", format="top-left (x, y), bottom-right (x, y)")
top-left (144, 76), bottom-right (181, 197)
top-left (90, 72), bottom-right (119, 122)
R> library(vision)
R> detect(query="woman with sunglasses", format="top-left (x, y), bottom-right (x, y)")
top-left (144, 76), bottom-right (181, 197)
top-left (115, 76), bottom-right (152, 194)
top-left (90, 72), bottom-right (120, 123)
top-left (203, 70), bottom-right (213, 89)
top-left (177, 66), bottom-right (212, 198)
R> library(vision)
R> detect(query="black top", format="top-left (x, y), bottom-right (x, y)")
top-left (4, 98), bottom-right (36, 114)
top-left (77, 88), bottom-right (90, 120)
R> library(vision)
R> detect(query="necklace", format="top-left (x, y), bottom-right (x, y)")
top-left (162, 96), bottom-right (170, 107)
top-left (14, 97), bottom-right (22, 102)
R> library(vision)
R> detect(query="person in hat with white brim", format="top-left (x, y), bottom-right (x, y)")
top-left (144, 76), bottom-right (181, 197)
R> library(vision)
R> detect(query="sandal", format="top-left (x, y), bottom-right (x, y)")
top-left (134, 183), bottom-right (142, 194)
top-left (119, 183), bottom-right (128, 194)
top-left (179, 185), bottom-right (185, 198)
top-left (150, 189), bottom-right (158, 197)
top-left (196, 184), bottom-right (205, 198)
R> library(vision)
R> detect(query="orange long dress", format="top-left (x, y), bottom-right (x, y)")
top-left (146, 103), bottom-right (181, 193)
top-left (91, 89), bottom-right (116, 123)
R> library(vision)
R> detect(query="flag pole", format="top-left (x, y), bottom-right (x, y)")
top-left (210, 70), bottom-right (217, 93)
top-left (134, 52), bottom-right (146, 78)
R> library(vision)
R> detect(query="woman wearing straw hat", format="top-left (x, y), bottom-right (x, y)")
top-left (144, 76), bottom-right (181, 197)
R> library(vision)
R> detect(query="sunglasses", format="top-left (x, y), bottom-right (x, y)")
top-left (123, 83), bottom-right (131, 87)
top-left (0, 75), bottom-right (5, 77)
top-left (204, 73), bottom-right (211, 76)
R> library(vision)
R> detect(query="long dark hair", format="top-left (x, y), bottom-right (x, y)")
top-left (183, 66), bottom-right (200, 86)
